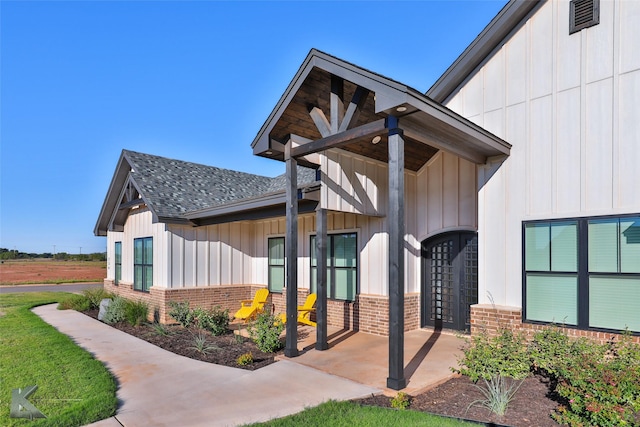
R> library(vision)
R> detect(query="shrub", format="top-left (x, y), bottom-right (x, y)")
top-left (390, 392), bottom-right (411, 410)
top-left (58, 294), bottom-right (91, 311)
top-left (454, 328), bottom-right (530, 382)
top-left (82, 288), bottom-right (111, 310)
top-left (552, 335), bottom-right (640, 427)
top-left (102, 296), bottom-right (126, 324)
top-left (168, 301), bottom-right (193, 327)
top-left (123, 299), bottom-right (149, 326)
top-left (237, 352), bottom-right (253, 366)
top-left (247, 312), bottom-right (284, 353)
top-left (192, 306), bottom-right (230, 336)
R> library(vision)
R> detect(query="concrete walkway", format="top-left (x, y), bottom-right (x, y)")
top-left (33, 304), bottom-right (379, 427)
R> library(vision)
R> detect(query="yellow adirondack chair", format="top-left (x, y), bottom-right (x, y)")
top-left (234, 288), bottom-right (269, 322)
top-left (279, 293), bottom-right (317, 327)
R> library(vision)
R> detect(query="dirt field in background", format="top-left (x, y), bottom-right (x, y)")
top-left (0, 260), bottom-right (106, 285)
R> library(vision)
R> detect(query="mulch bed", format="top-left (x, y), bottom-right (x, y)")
top-left (82, 309), bottom-right (280, 370)
top-left (355, 375), bottom-right (562, 427)
top-left (83, 309), bottom-right (563, 426)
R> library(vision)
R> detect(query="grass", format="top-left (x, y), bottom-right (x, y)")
top-left (246, 400), bottom-right (479, 426)
top-left (0, 292), bottom-right (117, 426)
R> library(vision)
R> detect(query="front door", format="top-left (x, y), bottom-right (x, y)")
top-left (421, 232), bottom-right (478, 332)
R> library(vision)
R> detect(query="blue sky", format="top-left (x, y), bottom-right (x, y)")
top-left (1, 0), bottom-right (507, 254)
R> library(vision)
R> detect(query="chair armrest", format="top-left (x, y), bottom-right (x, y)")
top-left (240, 299), bottom-right (253, 307)
top-left (297, 307), bottom-right (316, 313)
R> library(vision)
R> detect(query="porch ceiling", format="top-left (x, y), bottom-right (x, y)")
top-left (252, 50), bottom-right (510, 170)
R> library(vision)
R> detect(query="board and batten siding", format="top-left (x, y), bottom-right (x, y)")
top-left (444, 0), bottom-right (640, 308)
top-left (166, 222), bottom-right (254, 288)
top-left (321, 150), bottom-right (388, 216)
top-left (106, 208), bottom-right (169, 287)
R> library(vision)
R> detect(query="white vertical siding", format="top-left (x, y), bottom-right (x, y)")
top-left (321, 150), bottom-right (388, 216)
top-left (109, 208), bottom-right (169, 287)
top-left (445, 0), bottom-right (640, 308)
top-left (415, 151), bottom-right (478, 242)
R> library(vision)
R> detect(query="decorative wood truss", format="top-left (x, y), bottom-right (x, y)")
top-left (108, 174), bottom-right (144, 232)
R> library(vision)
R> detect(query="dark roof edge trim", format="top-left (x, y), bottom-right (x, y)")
top-left (427, 0), bottom-right (542, 103)
top-left (94, 151), bottom-right (129, 236)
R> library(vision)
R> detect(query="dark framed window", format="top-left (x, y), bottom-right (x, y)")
top-left (523, 214), bottom-right (639, 333)
top-left (268, 237), bottom-right (285, 293)
top-left (133, 237), bottom-right (152, 292)
top-left (310, 232), bottom-right (357, 301)
top-left (114, 241), bottom-right (122, 285)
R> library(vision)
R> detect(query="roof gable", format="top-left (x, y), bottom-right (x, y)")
top-left (252, 49), bottom-right (510, 170)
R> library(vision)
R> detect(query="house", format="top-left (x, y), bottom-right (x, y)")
top-left (95, 0), bottom-right (639, 390)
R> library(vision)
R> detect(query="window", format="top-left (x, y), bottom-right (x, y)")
top-left (133, 237), bottom-right (152, 292)
top-left (310, 233), bottom-right (357, 301)
top-left (523, 215), bottom-right (640, 333)
top-left (114, 242), bottom-right (122, 285)
top-left (268, 237), bottom-right (285, 293)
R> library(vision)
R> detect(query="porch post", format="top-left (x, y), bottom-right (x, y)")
top-left (315, 205), bottom-right (328, 350)
top-left (387, 115), bottom-right (407, 390)
top-left (284, 142), bottom-right (299, 357)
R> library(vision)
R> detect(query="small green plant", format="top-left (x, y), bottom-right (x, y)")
top-left (237, 352), bottom-right (254, 366)
top-left (469, 374), bottom-right (523, 416)
top-left (123, 299), bottom-right (149, 326)
top-left (247, 312), bottom-right (285, 353)
top-left (151, 322), bottom-right (172, 336)
top-left (390, 391), bottom-right (411, 410)
top-left (82, 288), bottom-right (112, 309)
top-left (102, 296), bottom-right (126, 324)
top-left (234, 332), bottom-right (245, 345)
top-left (168, 301), bottom-right (193, 327)
top-left (189, 330), bottom-right (219, 355)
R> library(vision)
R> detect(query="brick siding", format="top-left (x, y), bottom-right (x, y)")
top-left (105, 279), bottom-right (423, 336)
top-left (470, 304), bottom-right (640, 345)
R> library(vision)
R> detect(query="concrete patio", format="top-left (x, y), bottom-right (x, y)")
top-left (275, 324), bottom-right (465, 396)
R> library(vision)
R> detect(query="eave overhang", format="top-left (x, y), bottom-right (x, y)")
top-left (185, 184), bottom-right (320, 226)
top-left (251, 49), bottom-right (510, 171)
top-left (427, 0), bottom-right (542, 103)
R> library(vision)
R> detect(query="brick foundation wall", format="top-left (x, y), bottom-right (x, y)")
top-left (104, 279), bottom-right (423, 335)
top-left (104, 279), bottom-right (263, 324)
top-left (471, 304), bottom-right (640, 345)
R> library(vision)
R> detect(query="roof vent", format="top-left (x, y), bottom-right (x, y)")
top-left (570, 0), bottom-right (599, 34)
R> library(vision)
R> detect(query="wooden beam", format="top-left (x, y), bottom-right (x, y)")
top-left (330, 75), bottom-right (344, 134)
top-left (387, 115), bottom-right (407, 391)
top-left (309, 106), bottom-right (331, 138)
top-left (290, 118), bottom-right (387, 158)
top-left (284, 143), bottom-right (299, 358)
top-left (339, 86), bottom-right (370, 132)
top-left (315, 206), bottom-right (328, 351)
top-left (400, 117), bottom-right (486, 164)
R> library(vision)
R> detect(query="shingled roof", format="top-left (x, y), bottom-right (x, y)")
top-left (94, 150), bottom-right (318, 235)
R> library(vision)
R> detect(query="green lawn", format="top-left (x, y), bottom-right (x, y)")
top-left (248, 400), bottom-right (479, 426)
top-left (0, 292), bottom-right (117, 426)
